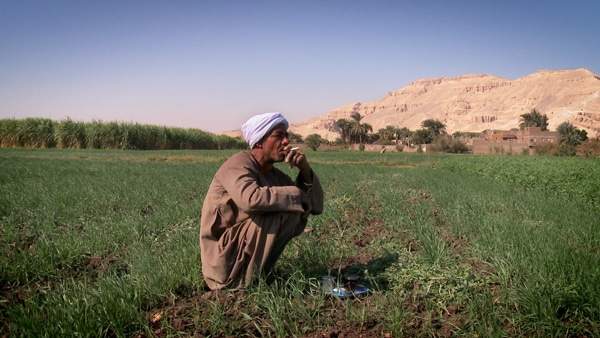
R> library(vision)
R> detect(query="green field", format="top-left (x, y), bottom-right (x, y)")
top-left (1, 148), bottom-right (599, 337)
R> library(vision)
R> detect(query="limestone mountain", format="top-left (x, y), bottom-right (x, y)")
top-left (290, 68), bottom-right (600, 141)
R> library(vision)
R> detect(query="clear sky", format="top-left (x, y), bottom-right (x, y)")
top-left (1, 1), bottom-right (599, 133)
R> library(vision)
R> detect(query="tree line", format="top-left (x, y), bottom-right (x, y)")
top-left (332, 110), bottom-right (471, 153)
top-left (0, 118), bottom-right (248, 150)
top-left (326, 108), bottom-right (597, 156)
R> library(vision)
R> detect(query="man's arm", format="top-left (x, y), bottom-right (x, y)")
top-left (291, 153), bottom-right (324, 215)
top-left (217, 153), bottom-right (305, 214)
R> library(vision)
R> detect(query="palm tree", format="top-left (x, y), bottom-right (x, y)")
top-left (335, 118), bottom-right (351, 144)
top-left (362, 123), bottom-right (373, 143)
top-left (348, 112), bottom-right (372, 143)
top-left (519, 108), bottom-right (549, 131)
top-left (395, 127), bottom-right (412, 146)
top-left (377, 125), bottom-right (397, 142)
top-left (557, 122), bottom-right (582, 147)
top-left (412, 129), bottom-right (433, 145)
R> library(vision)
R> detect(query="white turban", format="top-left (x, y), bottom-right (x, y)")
top-left (241, 112), bottom-right (289, 149)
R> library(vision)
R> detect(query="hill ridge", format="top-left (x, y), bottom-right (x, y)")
top-left (225, 68), bottom-right (600, 140)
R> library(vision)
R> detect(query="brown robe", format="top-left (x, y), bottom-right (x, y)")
top-left (200, 152), bottom-right (324, 290)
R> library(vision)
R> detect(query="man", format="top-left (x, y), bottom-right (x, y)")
top-left (200, 112), bottom-right (324, 290)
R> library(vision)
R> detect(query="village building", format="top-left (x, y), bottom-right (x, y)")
top-left (469, 127), bottom-right (556, 155)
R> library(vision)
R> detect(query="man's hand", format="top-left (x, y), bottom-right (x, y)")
top-left (300, 190), bottom-right (312, 218)
top-left (285, 147), bottom-right (312, 183)
top-left (284, 147), bottom-right (300, 168)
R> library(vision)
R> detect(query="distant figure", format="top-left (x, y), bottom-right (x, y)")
top-left (380, 147), bottom-right (386, 153)
top-left (200, 112), bottom-right (324, 290)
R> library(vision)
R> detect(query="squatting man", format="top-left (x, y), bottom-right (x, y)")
top-left (200, 112), bottom-right (324, 290)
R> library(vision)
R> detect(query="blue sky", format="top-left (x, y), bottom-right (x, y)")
top-left (1, 1), bottom-right (598, 133)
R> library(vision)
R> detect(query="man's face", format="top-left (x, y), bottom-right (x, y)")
top-left (258, 124), bottom-right (290, 163)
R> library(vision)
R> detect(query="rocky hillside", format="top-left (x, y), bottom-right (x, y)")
top-left (290, 68), bottom-right (600, 140)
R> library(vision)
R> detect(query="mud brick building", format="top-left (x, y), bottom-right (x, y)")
top-left (469, 127), bottom-right (556, 154)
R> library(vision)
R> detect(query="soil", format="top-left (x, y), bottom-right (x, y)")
top-left (142, 290), bottom-right (392, 338)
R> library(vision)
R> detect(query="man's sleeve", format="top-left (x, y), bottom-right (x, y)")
top-left (296, 170), bottom-right (324, 215)
top-left (217, 155), bottom-right (305, 214)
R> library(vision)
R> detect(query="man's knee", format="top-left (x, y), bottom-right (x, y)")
top-left (250, 212), bottom-right (301, 235)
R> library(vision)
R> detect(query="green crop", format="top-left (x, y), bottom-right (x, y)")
top-left (1, 149), bottom-right (598, 337)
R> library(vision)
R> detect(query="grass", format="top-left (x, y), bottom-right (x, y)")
top-left (1, 148), bottom-right (599, 337)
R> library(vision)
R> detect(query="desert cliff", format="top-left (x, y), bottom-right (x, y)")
top-left (225, 68), bottom-right (600, 140)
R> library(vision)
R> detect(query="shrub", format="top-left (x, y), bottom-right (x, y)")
top-left (430, 135), bottom-right (469, 154)
top-left (448, 139), bottom-right (469, 153)
top-left (557, 144), bottom-right (577, 156)
top-left (304, 134), bottom-right (323, 151)
top-left (533, 142), bottom-right (558, 156)
top-left (579, 139), bottom-right (600, 158)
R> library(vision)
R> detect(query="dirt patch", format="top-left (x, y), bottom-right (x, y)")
top-left (140, 289), bottom-right (393, 338)
top-left (140, 280), bottom-right (478, 338)
top-left (83, 253), bottom-right (129, 278)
